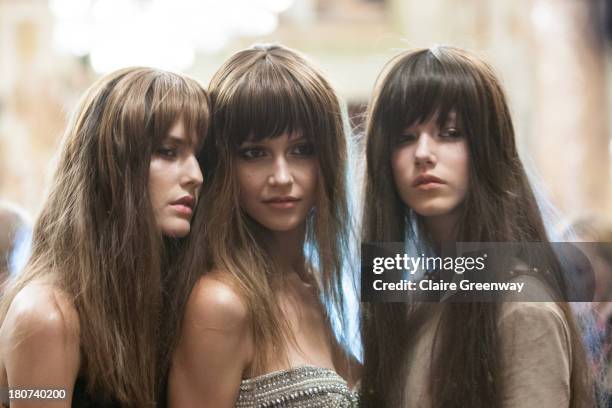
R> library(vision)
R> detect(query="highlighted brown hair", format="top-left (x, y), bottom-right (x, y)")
top-left (169, 44), bottom-right (351, 374)
top-left (0, 67), bottom-right (209, 407)
top-left (361, 47), bottom-right (593, 408)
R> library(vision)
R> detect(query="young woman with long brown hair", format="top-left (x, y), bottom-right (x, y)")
top-left (166, 44), bottom-right (359, 407)
top-left (360, 46), bottom-right (594, 407)
top-left (0, 67), bottom-right (209, 407)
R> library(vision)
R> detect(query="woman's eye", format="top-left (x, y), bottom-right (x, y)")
top-left (156, 147), bottom-right (177, 158)
top-left (439, 128), bottom-right (463, 139)
top-left (240, 147), bottom-right (266, 159)
top-left (291, 143), bottom-right (314, 156)
top-left (396, 132), bottom-right (417, 144)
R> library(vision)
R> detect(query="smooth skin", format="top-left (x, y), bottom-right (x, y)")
top-left (392, 111), bottom-right (469, 242)
top-left (0, 119), bottom-right (202, 407)
top-left (0, 282), bottom-right (79, 408)
top-left (149, 118), bottom-right (204, 238)
top-left (168, 133), bottom-right (358, 408)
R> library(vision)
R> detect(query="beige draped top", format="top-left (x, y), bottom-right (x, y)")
top-left (404, 276), bottom-right (573, 407)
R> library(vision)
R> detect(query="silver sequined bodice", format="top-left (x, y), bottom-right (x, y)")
top-left (235, 366), bottom-right (359, 407)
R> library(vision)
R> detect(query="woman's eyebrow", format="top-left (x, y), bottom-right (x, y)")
top-left (289, 136), bottom-right (309, 143)
top-left (443, 117), bottom-right (458, 127)
top-left (444, 111), bottom-right (458, 122)
top-left (164, 136), bottom-right (185, 145)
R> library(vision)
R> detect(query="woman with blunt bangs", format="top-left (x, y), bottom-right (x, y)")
top-left (0, 67), bottom-right (208, 407)
top-left (167, 44), bottom-right (360, 407)
top-left (360, 47), bottom-right (593, 407)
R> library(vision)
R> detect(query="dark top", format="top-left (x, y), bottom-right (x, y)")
top-left (71, 376), bottom-right (122, 408)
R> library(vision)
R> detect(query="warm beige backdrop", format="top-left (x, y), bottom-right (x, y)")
top-left (0, 0), bottom-right (610, 226)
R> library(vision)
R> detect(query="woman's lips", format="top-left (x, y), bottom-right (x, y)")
top-left (263, 197), bottom-right (301, 209)
top-left (415, 182), bottom-right (444, 191)
top-left (413, 174), bottom-right (446, 190)
top-left (170, 195), bottom-right (195, 217)
top-left (171, 204), bottom-right (193, 216)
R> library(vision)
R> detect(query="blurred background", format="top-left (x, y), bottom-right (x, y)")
top-left (0, 0), bottom-right (610, 224)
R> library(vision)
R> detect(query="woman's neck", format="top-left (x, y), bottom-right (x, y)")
top-left (263, 224), bottom-right (307, 277)
top-left (423, 208), bottom-right (462, 243)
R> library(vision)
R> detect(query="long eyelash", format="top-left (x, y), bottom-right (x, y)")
top-left (156, 147), bottom-right (177, 157)
top-left (239, 146), bottom-right (266, 159)
top-left (294, 142), bottom-right (315, 155)
top-left (437, 126), bottom-right (463, 138)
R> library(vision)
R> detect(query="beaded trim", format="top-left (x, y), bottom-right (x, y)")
top-left (235, 366), bottom-right (359, 407)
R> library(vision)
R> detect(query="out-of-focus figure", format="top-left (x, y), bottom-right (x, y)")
top-left (571, 217), bottom-right (612, 305)
top-left (0, 201), bottom-right (32, 291)
top-left (571, 216), bottom-right (612, 402)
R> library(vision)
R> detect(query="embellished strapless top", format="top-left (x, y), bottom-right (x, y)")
top-left (235, 366), bottom-right (359, 408)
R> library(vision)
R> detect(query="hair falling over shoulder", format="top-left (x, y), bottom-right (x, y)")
top-left (167, 44), bottom-right (353, 375)
top-left (360, 47), bottom-right (594, 408)
top-left (0, 67), bottom-right (209, 407)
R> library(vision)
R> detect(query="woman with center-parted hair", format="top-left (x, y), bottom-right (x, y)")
top-left (0, 67), bottom-right (209, 407)
top-left (165, 44), bottom-right (360, 407)
top-left (360, 46), bottom-right (594, 407)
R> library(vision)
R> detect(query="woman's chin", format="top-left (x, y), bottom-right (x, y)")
top-left (160, 220), bottom-right (191, 238)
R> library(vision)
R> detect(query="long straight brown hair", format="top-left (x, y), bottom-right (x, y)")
top-left (166, 44), bottom-right (352, 375)
top-left (361, 47), bottom-right (593, 407)
top-left (0, 67), bottom-right (209, 407)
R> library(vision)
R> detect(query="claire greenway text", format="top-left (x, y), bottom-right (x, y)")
top-left (372, 278), bottom-right (525, 293)
top-left (370, 253), bottom-right (525, 294)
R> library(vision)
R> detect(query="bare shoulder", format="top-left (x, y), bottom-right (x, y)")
top-left (169, 270), bottom-right (252, 406)
top-left (1, 281), bottom-right (79, 346)
top-left (1, 281), bottom-right (80, 397)
top-left (184, 269), bottom-right (250, 332)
